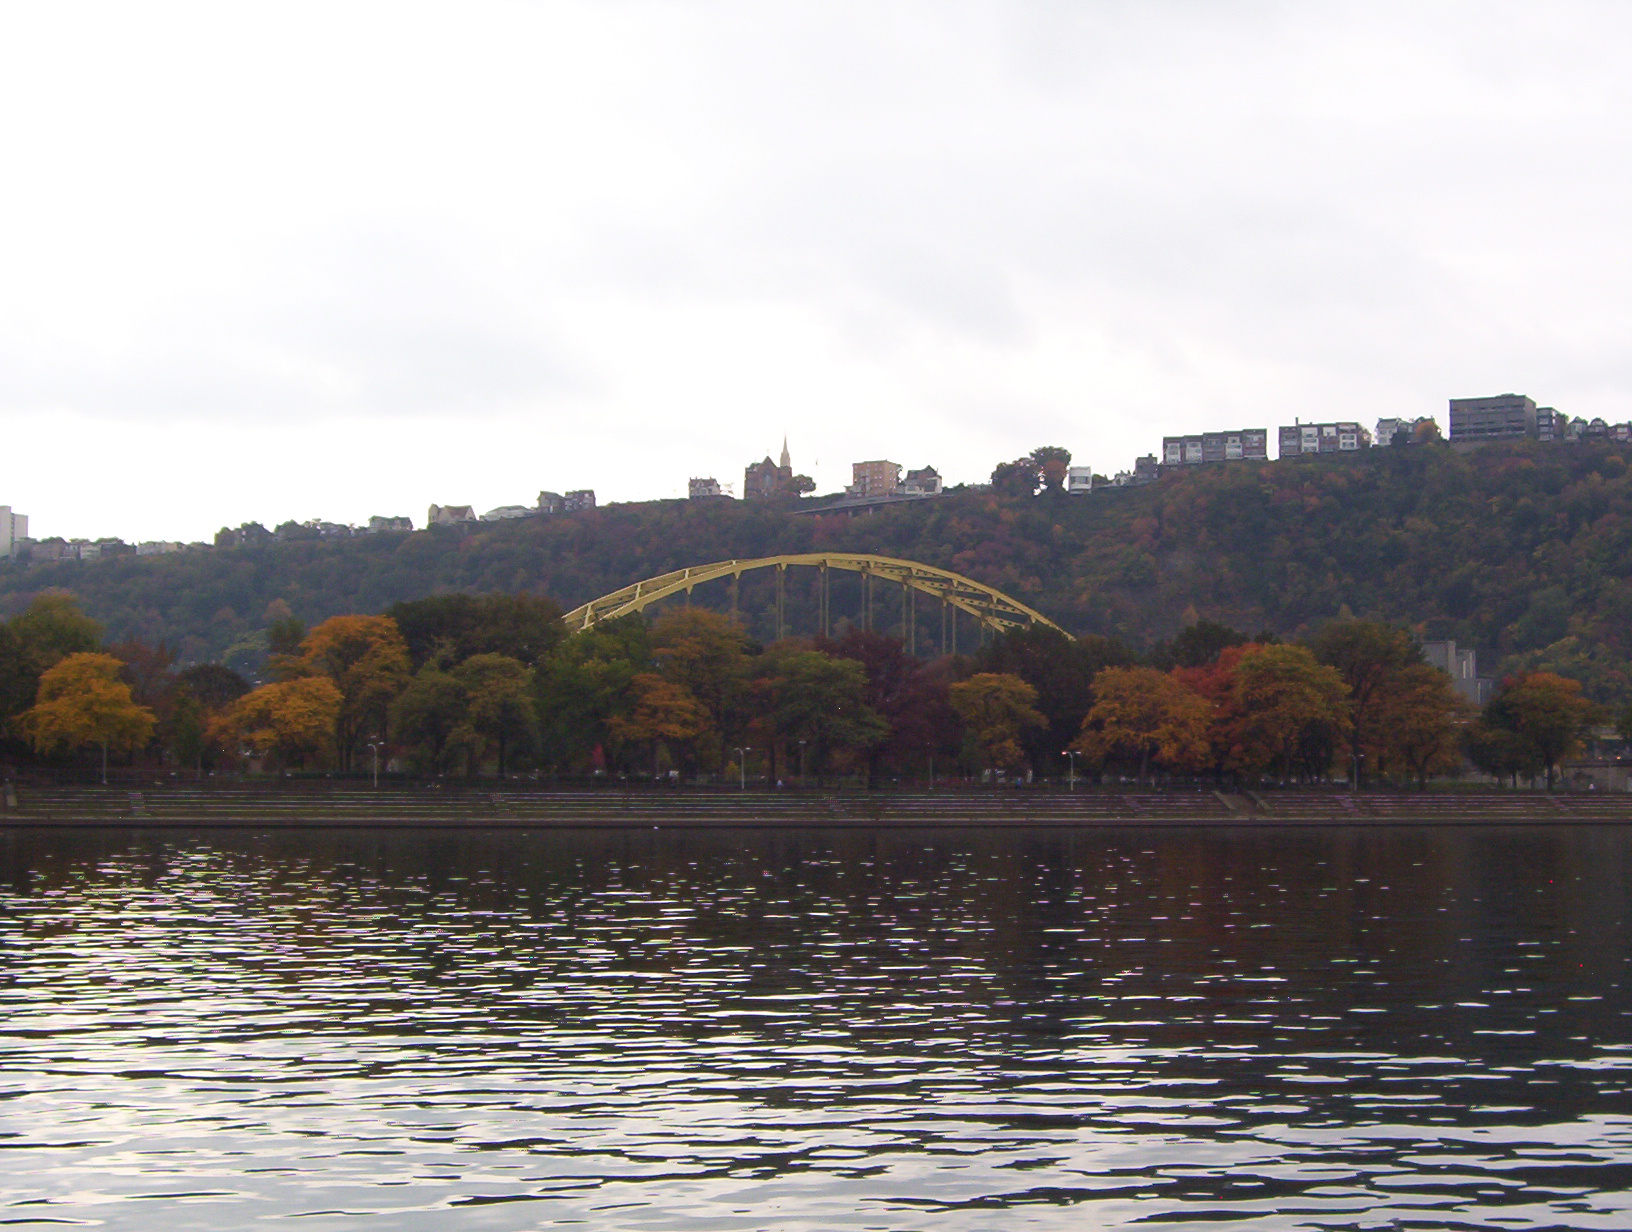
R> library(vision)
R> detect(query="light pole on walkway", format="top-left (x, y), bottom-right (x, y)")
top-left (735, 747), bottom-right (752, 791)
top-left (1061, 749), bottom-right (1079, 792)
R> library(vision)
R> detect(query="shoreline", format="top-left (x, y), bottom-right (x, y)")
top-left (3, 786), bottom-right (1630, 829)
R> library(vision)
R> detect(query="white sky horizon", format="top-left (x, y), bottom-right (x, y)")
top-left (3, 2), bottom-right (1629, 543)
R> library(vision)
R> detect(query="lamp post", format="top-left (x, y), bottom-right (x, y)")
top-left (798, 739), bottom-right (807, 787)
top-left (367, 740), bottom-right (382, 789)
top-left (735, 747), bottom-right (752, 791)
top-left (1061, 749), bottom-right (1079, 792)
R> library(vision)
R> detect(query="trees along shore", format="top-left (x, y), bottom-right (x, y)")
top-left (0, 595), bottom-right (1607, 789)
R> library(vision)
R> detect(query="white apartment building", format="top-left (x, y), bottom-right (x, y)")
top-left (0, 506), bottom-right (27, 557)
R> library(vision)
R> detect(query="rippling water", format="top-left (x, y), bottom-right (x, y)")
top-left (2, 824), bottom-right (1630, 1230)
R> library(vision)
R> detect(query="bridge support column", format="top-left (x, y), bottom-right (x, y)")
top-left (820, 564), bottom-right (828, 637)
top-left (775, 563), bottom-right (785, 641)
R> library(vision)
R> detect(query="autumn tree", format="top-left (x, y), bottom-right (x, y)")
top-left (1228, 644), bottom-right (1350, 782)
top-left (608, 672), bottom-right (710, 776)
top-left (0, 594), bottom-right (103, 722)
top-left (294, 615), bottom-right (411, 768)
top-left (15, 652), bottom-right (157, 778)
top-left (1075, 666), bottom-right (1212, 784)
top-left (1376, 663), bottom-right (1472, 788)
top-left (651, 608), bottom-right (751, 772)
top-left (1481, 672), bottom-right (1601, 790)
top-left (973, 627), bottom-right (1133, 773)
top-left (212, 676), bottom-right (343, 770)
top-left (948, 672), bottom-right (1047, 778)
top-left (387, 593), bottom-right (565, 669)
top-left (1310, 619), bottom-right (1421, 786)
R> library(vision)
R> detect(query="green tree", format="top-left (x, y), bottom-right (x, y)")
top-left (1029, 445), bottom-right (1072, 492)
top-left (388, 593), bottom-right (565, 669)
top-left (452, 653), bottom-right (537, 776)
top-left (764, 651), bottom-right (889, 783)
top-left (535, 617), bottom-right (651, 772)
top-left (389, 666), bottom-right (469, 774)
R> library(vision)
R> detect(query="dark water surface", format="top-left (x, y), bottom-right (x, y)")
top-left (2, 824), bottom-right (1630, 1230)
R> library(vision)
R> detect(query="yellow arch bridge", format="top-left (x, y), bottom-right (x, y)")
top-left (561, 553), bottom-right (1066, 654)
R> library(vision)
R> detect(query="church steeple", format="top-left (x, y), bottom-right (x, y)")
top-left (779, 435), bottom-right (791, 471)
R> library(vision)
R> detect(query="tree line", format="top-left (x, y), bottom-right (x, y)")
top-left (0, 591), bottom-right (1607, 789)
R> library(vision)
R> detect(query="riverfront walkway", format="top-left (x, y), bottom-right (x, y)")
top-left (2, 785), bottom-right (1630, 827)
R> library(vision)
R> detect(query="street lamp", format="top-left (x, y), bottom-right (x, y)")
top-left (798, 739), bottom-right (807, 787)
top-left (735, 747), bottom-right (752, 791)
top-left (367, 740), bottom-right (383, 789)
top-left (1061, 749), bottom-right (1080, 792)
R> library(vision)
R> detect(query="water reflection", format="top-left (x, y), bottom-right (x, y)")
top-left (1, 825), bottom-right (1629, 1229)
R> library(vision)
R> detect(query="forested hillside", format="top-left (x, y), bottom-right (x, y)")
top-left (5, 439), bottom-right (1631, 701)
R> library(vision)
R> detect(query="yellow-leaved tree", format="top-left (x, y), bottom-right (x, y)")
top-left (293, 615), bottom-right (410, 769)
top-left (16, 652), bottom-right (156, 781)
top-left (948, 672), bottom-right (1047, 778)
top-left (211, 676), bottom-right (343, 770)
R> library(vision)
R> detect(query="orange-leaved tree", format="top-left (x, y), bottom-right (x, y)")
top-left (1375, 662), bottom-right (1471, 788)
top-left (948, 672), bottom-right (1047, 778)
top-left (15, 652), bottom-right (156, 778)
top-left (608, 671), bottom-right (710, 776)
top-left (293, 615), bottom-right (410, 768)
top-left (211, 676), bottom-right (343, 770)
top-left (1074, 666), bottom-right (1212, 784)
top-left (1483, 671), bottom-right (1601, 790)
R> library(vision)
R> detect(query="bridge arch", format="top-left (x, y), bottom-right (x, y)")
top-left (560, 553), bottom-right (1066, 652)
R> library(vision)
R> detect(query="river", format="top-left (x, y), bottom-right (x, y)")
top-left (1, 824), bottom-right (1629, 1229)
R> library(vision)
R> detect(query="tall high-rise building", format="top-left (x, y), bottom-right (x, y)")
top-left (0, 506), bottom-right (26, 557)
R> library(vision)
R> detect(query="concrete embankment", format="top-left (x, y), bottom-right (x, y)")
top-left (1, 785), bottom-right (1629, 827)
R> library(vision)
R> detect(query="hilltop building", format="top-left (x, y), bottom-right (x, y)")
top-left (428, 504), bottom-right (477, 526)
top-left (849, 460), bottom-right (901, 498)
top-left (1449, 394), bottom-right (1537, 444)
top-left (744, 437), bottom-right (813, 502)
top-left (903, 466), bottom-right (942, 496)
top-left (1278, 421), bottom-right (1369, 456)
top-left (0, 506), bottom-right (26, 557)
top-left (1161, 429), bottom-right (1267, 466)
top-left (367, 516), bottom-right (413, 533)
top-left (688, 477), bottom-right (728, 499)
top-left (481, 505), bottom-right (534, 521)
top-left (1066, 466), bottom-right (1094, 493)
top-left (563, 490), bottom-right (596, 513)
top-left (1375, 417), bottom-right (1440, 446)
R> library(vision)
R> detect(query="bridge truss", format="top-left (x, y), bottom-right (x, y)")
top-left (560, 553), bottom-right (1066, 653)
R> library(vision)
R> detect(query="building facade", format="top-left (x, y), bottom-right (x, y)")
top-left (1066, 465), bottom-right (1093, 493)
top-left (367, 515), bottom-right (413, 533)
top-left (563, 490), bottom-right (596, 513)
top-left (1161, 429), bottom-right (1267, 466)
top-left (481, 505), bottom-right (534, 521)
top-left (1422, 638), bottom-right (1495, 707)
top-left (1278, 421), bottom-right (1370, 456)
top-left (849, 460), bottom-right (902, 497)
top-left (0, 506), bottom-right (27, 557)
top-left (903, 466), bottom-right (942, 496)
top-left (428, 504), bottom-right (477, 526)
top-left (688, 477), bottom-right (726, 499)
top-left (1448, 394), bottom-right (1537, 443)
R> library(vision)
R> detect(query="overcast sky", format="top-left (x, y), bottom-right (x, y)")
top-left (2, 1), bottom-right (1629, 542)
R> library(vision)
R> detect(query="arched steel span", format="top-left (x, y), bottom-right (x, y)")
top-left (561, 553), bottom-right (1067, 648)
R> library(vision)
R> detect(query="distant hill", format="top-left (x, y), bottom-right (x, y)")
top-left (5, 439), bottom-right (1632, 701)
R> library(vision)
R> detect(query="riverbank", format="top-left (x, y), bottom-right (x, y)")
top-left (2, 784), bottom-right (1629, 827)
